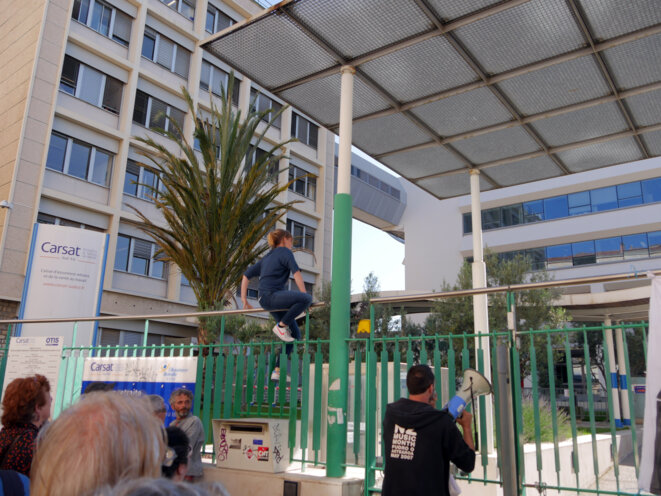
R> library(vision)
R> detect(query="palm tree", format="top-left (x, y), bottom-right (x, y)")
top-left (130, 76), bottom-right (298, 344)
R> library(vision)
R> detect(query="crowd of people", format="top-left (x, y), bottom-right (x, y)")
top-left (0, 376), bottom-right (229, 496)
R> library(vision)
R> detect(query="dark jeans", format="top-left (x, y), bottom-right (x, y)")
top-left (260, 290), bottom-right (312, 359)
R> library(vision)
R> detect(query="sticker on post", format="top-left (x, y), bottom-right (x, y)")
top-left (257, 447), bottom-right (269, 461)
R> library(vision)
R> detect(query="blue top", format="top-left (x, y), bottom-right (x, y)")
top-left (245, 247), bottom-right (300, 294)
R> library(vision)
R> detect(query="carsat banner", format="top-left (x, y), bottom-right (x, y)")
top-left (81, 356), bottom-right (198, 426)
top-left (17, 223), bottom-right (109, 346)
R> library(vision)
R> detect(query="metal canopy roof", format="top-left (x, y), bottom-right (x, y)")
top-left (202, 0), bottom-right (661, 199)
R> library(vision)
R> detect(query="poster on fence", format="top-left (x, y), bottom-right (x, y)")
top-left (81, 356), bottom-right (197, 426)
top-left (17, 224), bottom-right (109, 347)
top-left (1, 336), bottom-right (63, 416)
top-left (639, 273), bottom-right (661, 494)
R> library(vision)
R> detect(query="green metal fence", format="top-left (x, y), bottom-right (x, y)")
top-left (0, 305), bottom-right (649, 496)
top-left (361, 309), bottom-right (648, 496)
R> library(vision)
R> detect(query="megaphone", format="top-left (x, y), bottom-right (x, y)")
top-left (444, 368), bottom-right (493, 420)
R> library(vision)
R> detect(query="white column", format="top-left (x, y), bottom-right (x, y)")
top-left (469, 169), bottom-right (494, 453)
top-left (604, 316), bottom-right (622, 427)
top-left (615, 325), bottom-right (632, 425)
top-left (337, 66), bottom-right (355, 195)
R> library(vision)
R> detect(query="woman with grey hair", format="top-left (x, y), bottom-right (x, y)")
top-left (31, 392), bottom-right (165, 496)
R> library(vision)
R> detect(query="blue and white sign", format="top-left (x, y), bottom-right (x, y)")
top-left (81, 356), bottom-right (198, 426)
top-left (17, 224), bottom-right (109, 346)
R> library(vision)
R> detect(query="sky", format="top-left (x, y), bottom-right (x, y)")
top-left (348, 147), bottom-right (406, 295)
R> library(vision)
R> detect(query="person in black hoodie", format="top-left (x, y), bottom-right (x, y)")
top-left (382, 365), bottom-right (476, 496)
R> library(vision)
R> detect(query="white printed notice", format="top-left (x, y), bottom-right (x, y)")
top-left (1, 336), bottom-right (64, 416)
top-left (82, 356), bottom-right (198, 426)
top-left (18, 224), bottom-right (108, 347)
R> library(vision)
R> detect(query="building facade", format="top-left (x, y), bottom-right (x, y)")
top-left (401, 156), bottom-right (661, 320)
top-left (0, 0), bottom-right (336, 345)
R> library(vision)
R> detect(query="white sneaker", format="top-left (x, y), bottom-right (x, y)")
top-left (272, 324), bottom-right (295, 342)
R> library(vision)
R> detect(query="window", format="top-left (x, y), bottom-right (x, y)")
top-left (482, 208), bottom-right (501, 230)
top-left (350, 165), bottom-right (402, 200)
top-left (591, 186), bottom-right (618, 212)
top-left (546, 244), bottom-right (572, 269)
top-left (291, 113), bottom-right (318, 148)
top-left (543, 196), bottom-right (568, 220)
top-left (501, 204), bottom-right (522, 227)
top-left (133, 90), bottom-right (185, 138)
top-left (622, 233), bottom-right (648, 259)
top-left (250, 90), bottom-right (283, 128)
top-left (141, 27), bottom-right (190, 79)
top-left (123, 160), bottom-right (161, 202)
top-left (37, 213), bottom-right (103, 231)
top-left (286, 219), bottom-right (315, 251)
top-left (72, 0), bottom-right (131, 46)
top-left (568, 191), bottom-right (591, 216)
top-left (200, 61), bottom-right (239, 104)
top-left (288, 165), bottom-right (316, 200)
top-left (617, 182), bottom-right (643, 207)
top-left (245, 147), bottom-right (278, 180)
top-left (595, 237), bottom-right (622, 263)
top-left (649, 231), bottom-right (661, 257)
top-left (159, 0), bottom-right (194, 20)
top-left (523, 200), bottom-right (544, 224)
top-left (205, 4), bottom-right (235, 33)
top-left (642, 177), bottom-right (661, 203)
top-left (59, 56), bottom-right (123, 113)
top-left (114, 234), bottom-right (166, 278)
top-left (571, 240), bottom-right (595, 266)
top-left (46, 132), bottom-right (113, 186)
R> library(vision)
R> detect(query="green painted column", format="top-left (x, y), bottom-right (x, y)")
top-left (326, 193), bottom-right (352, 477)
top-left (327, 65), bottom-right (355, 478)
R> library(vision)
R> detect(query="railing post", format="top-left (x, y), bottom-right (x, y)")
top-left (498, 339), bottom-right (518, 496)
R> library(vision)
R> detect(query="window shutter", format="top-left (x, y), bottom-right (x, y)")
top-left (156, 37), bottom-right (174, 70)
top-left (132, 239), bottom-right (152, 259)
top-left (112, 10), bottom-right (131, 45)
top-left (79, 66), bottom-right (104, 106)
top-left (174, 46), bottom-right (190, 78)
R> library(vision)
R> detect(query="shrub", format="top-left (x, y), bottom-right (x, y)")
top-left (521, 397), bottom-right (571, 443)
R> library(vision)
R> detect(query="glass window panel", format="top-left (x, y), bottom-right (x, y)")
top-left (91, 149), bottom-right (112, 185)
top-left (617, 182), bottom-right (641, 200)
top-left (308, 123), bottom-right (318, 148)
top-left (543, 196), bottom-right (568, 220)
top-left (572, 240), bottom-right (595, 266)
top-left (112, 10), bottom-right (131, 46)
top-left (60, 56), bottom-right (78, 95)
top-left (37, 213), bottom-right (57, 225)
top-left (174, 46), bottom-right (190, 78)
top-left (169, 107), bottom-right (185, 139)
top-left (523, 200), bottom-right (543, 223)
top-left (205, 10), bottom-right (215, 33)
top-left (216, 10), bottom-right (233, 31)
top-left (133, 90), bottom-right (148, 125)
top-left (149, 98), bottom-right (167, 130)
top-left (102, 76), bottom-right (122, 113)
top-left (649, 231), bottom-right (661, 256)
top-left (307, 177), bottom-right (316, 200)
top-left (291, 115), bottom-right (297, 136)
top-left (271, 101), bottom-right (282, 128)
top-left (482, 208), bottom-right (501, 230)
top-left (546, 244), bottom-right (572, 268)
top-left (124, 161), bottom-right (139, 195)
top-left (501, 204), bottom-right (522, 227)
top-left (78, 66), bottom-right (103, 106)
top-left (156, 37), bottom-right (174, 70)
top-left (142, 32), bottom-right (156, 60)
top-left (151, 260), bottom-right (165, 279)
top-left (568, 191), bottom-right (590, 208)
top-left (68, 141), bottom-right (91, 179)
top-left (569, 204), bottom-right (592, 216)
top-left (180, 0), bottom-right (194, 20)
top-left (46, 134), bottom-right (68, 172)
top-left (622, 233), bottom-right (648, 259)
top-left (618, 196), bottom-right (643, 207)
top-left (642, 178), bottom-right (661, 203)
top-left (200, 61), bottom-right (210, 90)
top-left (590, 186), bottom-right (618, 212)
top-left (463, 213), bottom-right (472, 234)
top-left (72, 0), bottom-right (90, 23)
top-left (114, 235), bottom-right (130, 271)
top-left (211, 67), bottom-right (227, 96)
top-left (526, 248), bottom-right (546, 271)
top-left (296, 116), bottom-right (307, 143)
top-left (91, 2), bottom-right (111, 36)
top-left (140, 169), bottom-right (156, 200)
top-left (595, 237), bottom-right (623, 262)
top-left (131, 256), bottom-right (148, 275)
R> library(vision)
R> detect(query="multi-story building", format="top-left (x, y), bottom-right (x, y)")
top-left (0, 0), bottom-right (336, 345)
top-left (400, 157), bottom-right (661, 322)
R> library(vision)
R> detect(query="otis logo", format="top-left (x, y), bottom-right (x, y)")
top-left (90, 362), bottom-right (113, 372)
top-left (41, 242), bottom-right (81, 256)
top-left (46, 337), bottom-right (59, 346)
